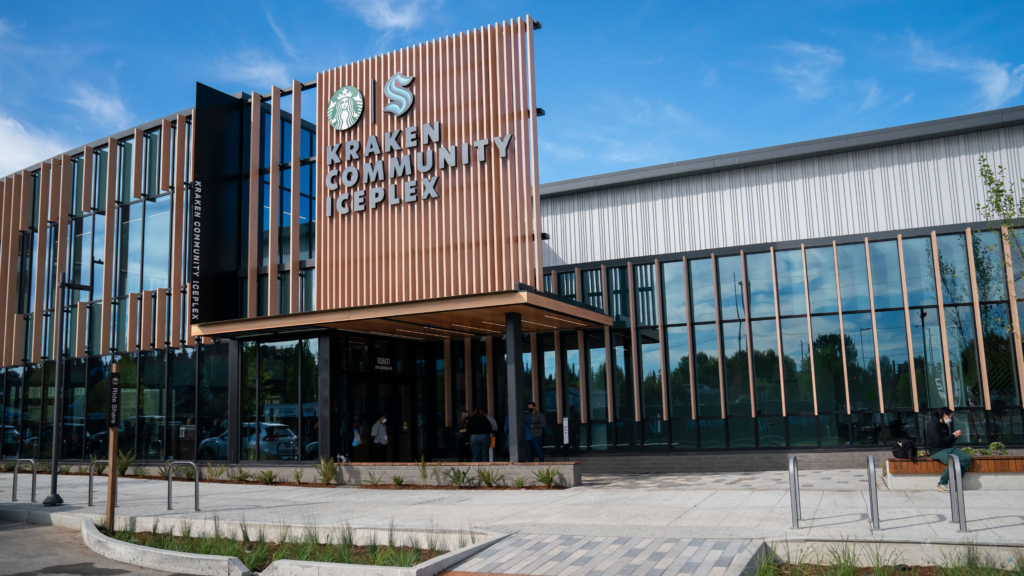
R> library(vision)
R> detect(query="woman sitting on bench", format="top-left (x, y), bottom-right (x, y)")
top-left (925, 407), bottom-right (970, 493)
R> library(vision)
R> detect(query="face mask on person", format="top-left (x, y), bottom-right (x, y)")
top-left (382, 418), bottom-right (387, 424)
top-left (944, 416), bottom-right (952, 425)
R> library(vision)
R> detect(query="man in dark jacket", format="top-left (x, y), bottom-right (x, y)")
top-left (925, 407), bottom-right (970, 493)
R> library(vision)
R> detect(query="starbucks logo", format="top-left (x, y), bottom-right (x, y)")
top-left (327, 86), bottom-right (364, 131)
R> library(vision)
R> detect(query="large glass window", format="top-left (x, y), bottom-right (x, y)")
top-left (169, 347), bottom-right (197, 461)
top-left (837, 243), bottom-right (870, 312)
top-left (875, 310), bottom-right (912, 410)
top-left (301, 339), bottom-right (319, 459)
top-left (142, 195), bottom-right (171, 291)
top-left (117, 202), bottom-right (143, 295)
top-left (582, 269), bottom-right (603, 311)
top-left (258, 340), bottom-right (300, 461)
top-left (693, 324), bottom-right (721, 417)
top-left (722, 320), bottom-right (749, 416)
top-left (607, 267), bottom-right (629, 327)
top-left (751, 320), bottom-right (782, 415)
top-left (980, 304), bottom-right (1020, 407)
top-left (139, 350), bottom-right (165, 460)
top-left (937, 234), bottom-right (973, 304)
top-left (662, 261), bottom-right (686, 324)
top-left (775, 250), bottom-right (806, 316)
top-left (666, 326), bottom-right (692, 424)
top-left (717, 255), bottom-right (745, 321)
top-left (780, 317), bottom-right (813, 413)
top-left (585, 331), bottom-right (607, 423)
top-left (746, 252), bottom-right (776, 318)
top-left (903, 237), bottom-right (937, 307)
top-left (945, 305), bottom-right (981, 408)
top-left (844, 312), bottom-right (879, 411)
top-left (869, 240), bottom-right (904, 309)
top-left (805, 247), bottom-right (838, 313)
top-left (910, 308), bottom-right (947, 410)
top-left (811, 315), bottom-right (846, 413)
top-left (973, 231), bottom-right (1008, 302)
top-left (689, 259), bottom-right (715, 322)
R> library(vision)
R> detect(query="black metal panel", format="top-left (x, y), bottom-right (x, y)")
top-left (318, 334), bottom-right (332, 461)
top-left (227, 339), bottom-right (240, 463)
top-left (192, 83), bottom-right (243, 323)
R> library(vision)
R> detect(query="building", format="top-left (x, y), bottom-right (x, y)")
top-left (0, 18), bottom-right (1022, 470)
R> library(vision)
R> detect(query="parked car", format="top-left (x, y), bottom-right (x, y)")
top-left (2, 425), bottom-right (20, 457)
top-left (198, 422), bottom-right (299, 461)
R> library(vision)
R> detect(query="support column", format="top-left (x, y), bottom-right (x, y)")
top-left (506, 312), bottom-right (527, 463)
top-left (227, 339), bottom-right (240, 463)
top-left (318, 334), bottom-right (332, 460)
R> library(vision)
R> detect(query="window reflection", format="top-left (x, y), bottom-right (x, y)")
top-left (775, 250), bottom-right (806, 316)
top-left (937, 234), bottom-right (973, 305)
top-left (585, 330), bottom-right (607, 422)
top-left (973, 231), bottom-right (1008, 302)
top-left (662, 261), bottom-right (687, 324)
top-left (634, 264), bottom-right (657, 326)
top-left (693, 324), bottom-right (721, 417)
top-left (981, 303), bottom-right (1020, 408)
top-left (722, 320), bottom-right (748, 416)
top-left (903, 238), bottom-right (937, 307)
top-left (780, 317), bottom-right (813, 413)
top-left (844, 312), bottom-right (878, 412)
top-left (805, 247), bottom-right (838, 314)
top-left (666, 326), bottom-right (691, 421)
top-left (910, 308), bottom-right (947, 410)
top-left (811, 315), bottom-right (845, 413)
top-left (837, 243), bottom-right (870, 312)
top-left (751, 319), bottom-right (782, 415)
top-left (869, 241), bottom-right (904, 309)
top-left (945, 304), bottom-right (981, 408)
top-left (717, 255), bottom-right (745, 321)
top-left (689, 259), bottom-right (715, 322)
top-left (746, 253), bottom-right (776, 318)
top-left (875, 310), bottom-right (912, 410)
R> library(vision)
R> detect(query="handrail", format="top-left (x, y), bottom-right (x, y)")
top-left (788, 456), bottom-right (801, 529)
top-left (866, 455), bottom-right (880, 531)
top-left (167, 462), bottom-right (200, 511)
top-left (87, 460), bottom-right (110, 507)
top-left (948, 454), bottom-right (968, 533)
top-left (12, 459), bottom-right (37, 502)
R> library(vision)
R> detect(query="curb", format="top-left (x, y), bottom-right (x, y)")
top-left (725, 541), bottom-right (774, 576)
top-left (259, 533), bottom-right (508, 576)
top-left (80, 517), bottom-right (252, 576)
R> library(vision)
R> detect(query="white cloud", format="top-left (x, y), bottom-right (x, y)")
top-left (266, 12), bottom-right (298, 59)
top-left (68, 83), bottom-right (135, 131)
top-left (894, 91), bottom-right (915, 107)
top-left (540, 140), bottom-right (586, 162)
top-left (773, 41), bottom-right (844, 99)
top-left (216, 50), bottom-right (291, 89)
top-left (335, 0), bottom-right (431, 31)
top-left (0, 113), bottom-right (68, 177)
top-left (858, 80), bottom-right (882, 110)
top-left (910, 35), bottom-right (1024, 109)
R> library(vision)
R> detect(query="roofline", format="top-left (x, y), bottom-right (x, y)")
top-left (539, 104), bottom-right (1024, 199)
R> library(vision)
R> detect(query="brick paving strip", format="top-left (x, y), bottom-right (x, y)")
top-left (447, 535), bottom-right (751, 576)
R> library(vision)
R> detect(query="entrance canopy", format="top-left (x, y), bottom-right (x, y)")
top-left (191, 287), bottom-right (612, 341)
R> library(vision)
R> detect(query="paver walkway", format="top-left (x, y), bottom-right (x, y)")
top-left (586, 469), bottom-right (874, 491)
top-left (452, 534), bottom-right (752, 576)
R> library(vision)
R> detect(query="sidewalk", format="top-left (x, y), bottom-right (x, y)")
top-left (2, 470), bottom-right (1022, 543)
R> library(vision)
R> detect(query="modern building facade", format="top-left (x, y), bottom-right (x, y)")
top-left (1, 18), bottom-right (1023, 468)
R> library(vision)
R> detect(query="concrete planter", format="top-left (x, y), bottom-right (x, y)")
top-left (81, 518), bottom-right (250, 576)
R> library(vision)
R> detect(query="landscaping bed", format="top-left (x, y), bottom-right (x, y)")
top-left (100, 520), bottom-right (443, 572)
top-left (361, 484), bottom-right (566, 490)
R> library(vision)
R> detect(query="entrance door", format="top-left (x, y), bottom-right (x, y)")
top-left (347, 372), bottom-right (417, 462)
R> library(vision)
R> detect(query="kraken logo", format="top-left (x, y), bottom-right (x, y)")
top-left (327, 86), bottom-right (364, 131)
top-left (383, 73), bottom-right (415, 117)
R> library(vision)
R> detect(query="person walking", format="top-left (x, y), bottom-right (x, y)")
top-left (526, 402), bottom-right (546, 463)
top-left (926, 407), bottom-right (971, 493)
top-left (370, 413), bottom-right (388, 462)
top-left (467, 408), bottom-right (494, 462)
top-left (457, 411), bottom-right (471, 462)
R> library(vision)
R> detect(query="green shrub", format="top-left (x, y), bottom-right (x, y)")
top-left (417, 455), bottom-right (429, 484)
top-left (116, 450), bottom-right (135, 477)
top-left (293, 469), bottom-right (304, 485)
top-left (513, 476), bottom-right (528, 489)
top-left (231, 466), bottom-right (254, 483)
top-left (156, 463), bottom-right (172, 478)
top-left (36, 461), bottom-right (51, 474)
top-left (476, 468), bottom-right (504, 487)
top-left (443, 467), bottom-right (472, 488)
top-left (312, 457), bottom-right (337, 484)
top-left (2, 461), bottom-right (15, 472)
top-left (58, 465), bottom-right (71, 475)
top-left (205, 462), bottom-right (227, 480)
top-left (89, 456), bottom-right (107, 475)
top-left (180, 465), bottom-right (196, 480)
top-left (532, 466), bottom-right (560, 488)
top-left (257, 470), bottom-right (277, 485)
top-left (364, 472), bottom-right (383, 486)
top-left (131, 464), bottom-right (147, 477)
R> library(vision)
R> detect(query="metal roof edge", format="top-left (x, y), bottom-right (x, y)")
top-left (539, 104), bottom-right (1024, 199)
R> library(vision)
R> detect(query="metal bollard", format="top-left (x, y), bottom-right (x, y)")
top-left (167, 462), bottom-right (200, 511)
top-left (88, 460), bottom-right (110, 507)
top-left (788, 456), bottom-right (801, 529)
top-left (948, 454), bottom-right (968, 533)
top-left (12, 459), bottom-right (37, 502)
top-left (866, 455), bottom-right (880, 531)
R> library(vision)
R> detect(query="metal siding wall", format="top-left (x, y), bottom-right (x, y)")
top-left (542, 125), bottom-right (1024, 266)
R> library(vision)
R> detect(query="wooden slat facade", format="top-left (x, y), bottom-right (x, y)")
top-left (315, 18), bottom-right (542, 311)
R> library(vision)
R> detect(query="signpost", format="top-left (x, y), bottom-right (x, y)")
top-left (106, 364), bottom-right (121, 531)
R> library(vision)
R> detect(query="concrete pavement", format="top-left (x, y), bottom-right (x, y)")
top-left (2, 470), bottom-right (1023, 543)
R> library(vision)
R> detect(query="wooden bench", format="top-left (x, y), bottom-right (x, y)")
top-left (884, 456), bottom-right (1024, 490)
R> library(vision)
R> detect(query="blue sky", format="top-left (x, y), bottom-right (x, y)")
top-left (1, 1), bottom-right (1023, 182)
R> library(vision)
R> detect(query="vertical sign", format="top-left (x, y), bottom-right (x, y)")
top-left (107, 373), bottom-right (121, 426)
top-left (563, 417), bottom-right (569, 445)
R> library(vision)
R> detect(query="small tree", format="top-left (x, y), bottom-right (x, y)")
top-left (976, 155), bottom-right (1024, 344)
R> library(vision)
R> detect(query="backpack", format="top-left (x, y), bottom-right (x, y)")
top-left (891, 438), bottom-right (918, 462)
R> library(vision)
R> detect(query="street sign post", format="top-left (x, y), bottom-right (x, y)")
top-left (106, 364), bottom-right (121, 531)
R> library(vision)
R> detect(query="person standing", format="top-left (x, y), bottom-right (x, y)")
top-left (370, 413), bottom-right (388, 463)
top-left (457, 411), bottom-right (471, 462)
top-left (926, 407), bottom-right (971, 493)
top-left (467, 408), bottom-right (494, 462)
top-left (526, 402), bottom-right (546, 463)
